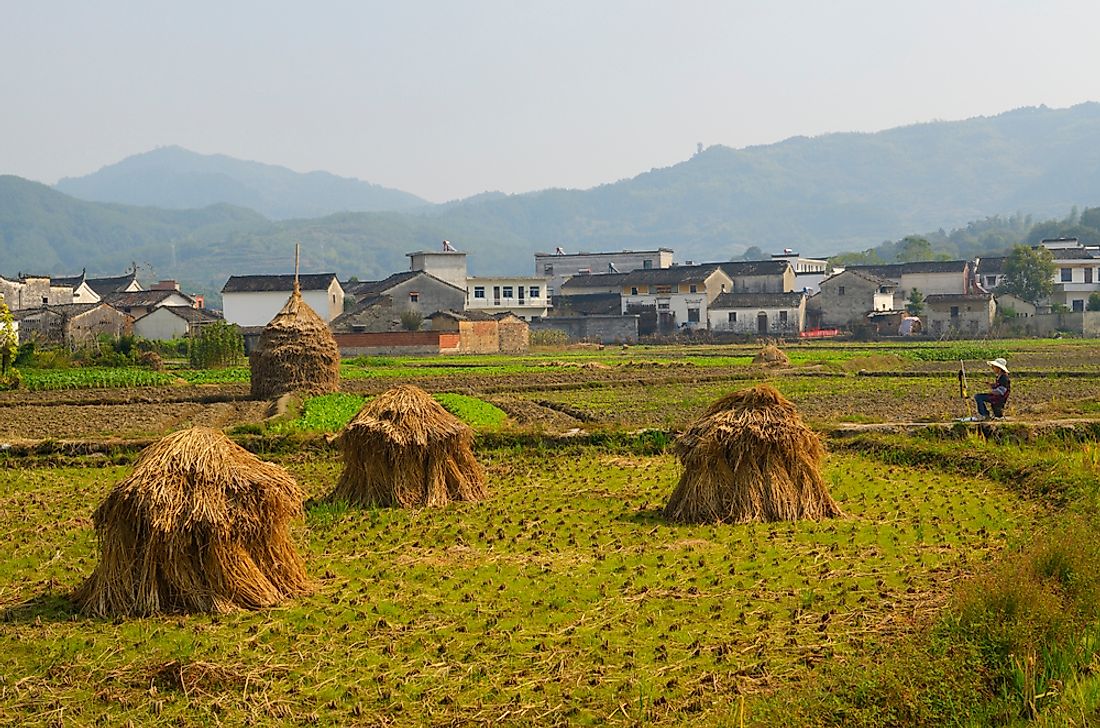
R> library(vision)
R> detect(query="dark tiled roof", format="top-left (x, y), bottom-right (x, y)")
top-left (924, 293), bottom-right (994, 303)
top-left (717, 260), bottom-right (792, 277)
top-left (11, 303), bottom-right (113, 320)
top-left (976, 256), bottom-right (1006, 274)
top-left (710, 291), bottom-right (806, 309)
top-left (346, 271), bottom-right (465, 297)
top-left (1045, 247), bottom-right (1099, 260)
top-left (221, 273), bottom-right (338, 293)
top-left (560, 272), bottom-right (631, 289)
top-left (427, 309), bottom-right (498, 322)
top-left (619, 264), bottom-right (725, 286)
top-left (137, 305), bottom-right (221, 324)
top-left (550, 292), bottom-right (622, 316)
top-left (51, 271), bottom-right (86, 288)
top-left (846, 260), bottom-right (968, 278)
top-left (104, 290), bottom-right (195, 308)
top-left (86, 272), bottom-right (140, 296)
top-left (825, 269), bottom-right (897, 288)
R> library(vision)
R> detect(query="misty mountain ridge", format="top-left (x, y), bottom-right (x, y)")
top-left (55, 146), bottom-right (430, 220)
top-left (4, 102), bottom-right (1100, 303)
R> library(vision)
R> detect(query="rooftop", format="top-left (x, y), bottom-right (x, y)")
top-left (710, 291), bottom-right (806, 309)
top-left (221, 273), bottom-right (339, 294)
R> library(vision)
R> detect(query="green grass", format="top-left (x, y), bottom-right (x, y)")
top-left (0, 448), bottom-right (1040, 726)
top-left (19, 367), bottom-right (179, 391)
top-left (273, 393), bottom-right (509, 433)
top-left (174, 366), bottom-right (251, 384)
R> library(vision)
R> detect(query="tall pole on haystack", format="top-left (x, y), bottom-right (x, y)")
top-left (294, 242), bottom-right (301, 296)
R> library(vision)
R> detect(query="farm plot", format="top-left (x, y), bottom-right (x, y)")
top-left (518, 374), bottom-right (1100, 429)
top-left (0, 446), bottom-right (1040, 726)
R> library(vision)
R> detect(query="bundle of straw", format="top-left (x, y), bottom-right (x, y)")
top-left (74, 427), bottom-right (310, 616)
top-left (664, 384), bottom-right (841, 524)
top-left (250, 289), bottom-right (340, 400)
top-left (752, 342), bottom-right (790, 367)
top-left (327, 385), bottom-right (487, 508)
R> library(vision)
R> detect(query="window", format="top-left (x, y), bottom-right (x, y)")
top-left (493, 286), bottom-right (501, 302)
top-left (986, 275), bottom-right (997, 287)
top-left (1086, 268), bottom-right (1094, 284)
top-left (42, 296), bottom-right (49, 304)
top-left (502, 286), bottom-right (514, 298)
top-left (409, 292), bottom-right (419, 303)
top-left (728, 312), bottom-right (737, 323)
top-left (518, 287), bottom-right (525, 302)
top-left (687, 308), bottom-right (700, 323)
top-left (950, 306), bottom-right (959, 318)
top-left (689, 284), bottom-right (698, 293)
top-left (473, 286), bottom-right (485, 299)
top-left (1061, 268), bottom-right (1073, 282)
top-left (655, 285), bottom-right (672, 294)
top-left (529, 286), bottom-right (540, 298)
top-left (544, 264), bottom-right (554, 275)
top-left (838, 286), bottom-right (846, 296)
top-left (630, 287), bottom-right (639, 296)
top-left (657, 301), bottom-right (670, 310)
top-left (643, 259), bottom-right (653, 269)
top-left (779, 310), bottom-right (788, 323)
top-left (1073, 299), bottom-right (1085, 312)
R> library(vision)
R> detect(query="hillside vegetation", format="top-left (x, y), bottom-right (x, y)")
top-left (3, 104), bottom-right (1100, 301)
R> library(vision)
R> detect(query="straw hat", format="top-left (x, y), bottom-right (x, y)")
top-left (987, 357), bottom-right (1009, 373)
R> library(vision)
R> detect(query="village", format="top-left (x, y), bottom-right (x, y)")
top-left (3, 235), bottom-right (1099, 355)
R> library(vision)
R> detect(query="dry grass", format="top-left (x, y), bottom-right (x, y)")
top-left (664, 384), bottom-right (842, 524)
top-left (249, 289), bottom-right (340, 400)
top-left (326, 384), bottom-right (488, 508)
top-left (752, 343), bottom-right (790, 368)
top-left (73, 427), bottom-right (311, 616)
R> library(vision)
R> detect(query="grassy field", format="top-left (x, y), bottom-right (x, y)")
top-left (3, 339), bottom-right (1100, 725)
top-left (0, 445), bottom-right (1044, 726)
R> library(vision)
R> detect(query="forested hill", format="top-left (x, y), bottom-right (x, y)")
top-left (4, 103), bottom-right (1100, 301)
top-left (55, 146), bottom-right (430, 220)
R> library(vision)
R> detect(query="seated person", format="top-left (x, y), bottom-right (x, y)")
top-left (974, 358), bottom-right (1010, 419)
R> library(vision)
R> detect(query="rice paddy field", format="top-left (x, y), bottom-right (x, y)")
top-left (2, 338), bottom-right (1100, 726)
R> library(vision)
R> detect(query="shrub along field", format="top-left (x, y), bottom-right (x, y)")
top-left (1, 339), bottom-right (1100, 724)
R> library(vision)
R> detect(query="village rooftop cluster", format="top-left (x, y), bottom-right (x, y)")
top-left (2, 236), bottom-right (1099, 353)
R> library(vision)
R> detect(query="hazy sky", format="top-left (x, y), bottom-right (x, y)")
top-left (3, 0), bottom-right (1099, 202)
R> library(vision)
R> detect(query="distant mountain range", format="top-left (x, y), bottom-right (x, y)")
top-left (3, 102), bottom-right (1100, 304)
top-left (55, 146), bottom-right (429, 219)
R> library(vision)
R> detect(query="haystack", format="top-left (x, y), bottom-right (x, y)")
top-left (73, 427), bottom-right (310, 617)
top-left (664, 384), bottom-right (841, 524)
top-left (328, 384), bottom-right (487, 508)
top-left (249, 287), bottom-right (340, 400)
top-left (752, 342), bottom-right (790, 367)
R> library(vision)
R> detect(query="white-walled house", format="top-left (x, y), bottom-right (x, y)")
top-left (134, 306), bottom-right (223, 340)
top-left (619, 264), bottom-right (733, 333)
top-left (708, 291), bottom-right (806, 335)
top-left (221, 274), bottom-right (344, 326)
top-left (467, 276), bottom-right (551, 320)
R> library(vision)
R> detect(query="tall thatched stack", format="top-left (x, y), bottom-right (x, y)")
top-left (752, 342), bottom-right (790, 368)
top-left (664, 384), bottom-right (841, 524)
top-left (249, 284), bottom-right (340, 400)
top-left (73, 427), bottom-right (310, 617)
top-left (327, 384), bottom-right (488, 508)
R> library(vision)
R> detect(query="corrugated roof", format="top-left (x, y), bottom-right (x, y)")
top-left (710, 291), bottom-right (805, 309)
top-left (221, 273), bottom-right (338, 293)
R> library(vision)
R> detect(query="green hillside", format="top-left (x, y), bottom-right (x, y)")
top-left (4, 103), bottom-right (1100, 303)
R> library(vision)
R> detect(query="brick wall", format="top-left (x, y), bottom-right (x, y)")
top-left (334, 331), bottom-right (461, 356)
top-left (459, 321), bottom-right (499, 354)
top-left (497, 319), bottom-right (530, 353)
top-left (530, 315), bottom-right (639, 343)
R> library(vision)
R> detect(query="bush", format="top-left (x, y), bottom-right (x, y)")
top-left (399, 309), bottom-right (423, 332)
top-left (530, 329), bottom-right (569, 346)
top-left (189, 321), bottom-right (245, 369)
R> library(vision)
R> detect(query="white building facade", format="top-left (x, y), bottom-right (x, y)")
top-left (221, 274), bottom-right (344, 327)
top-left (467, 276), bottom-right (551, 320)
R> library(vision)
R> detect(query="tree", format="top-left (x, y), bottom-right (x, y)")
top-left (189, 321), bottom-right (244, 368)
top-left (906, 288), bottom-right (925, 316)
top-left (738, 246), bottom-right (764, 261)
top-left (0, 298), bottom-right (17, 376)
top-left (895, 236), bottom-right (935, 263)
top-left (400, 309), bottom-right (422, 331)
top-left (999, 245), bottom-right (1055, 304)
top-left (1087, 292), bottom-right (1100, 312)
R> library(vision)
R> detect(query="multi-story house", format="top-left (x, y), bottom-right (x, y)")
top-left (619, 264), bottom-right (733, 333)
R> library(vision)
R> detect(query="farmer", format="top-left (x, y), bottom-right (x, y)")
top-left (974, 357), bottom-right (1010, 420)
